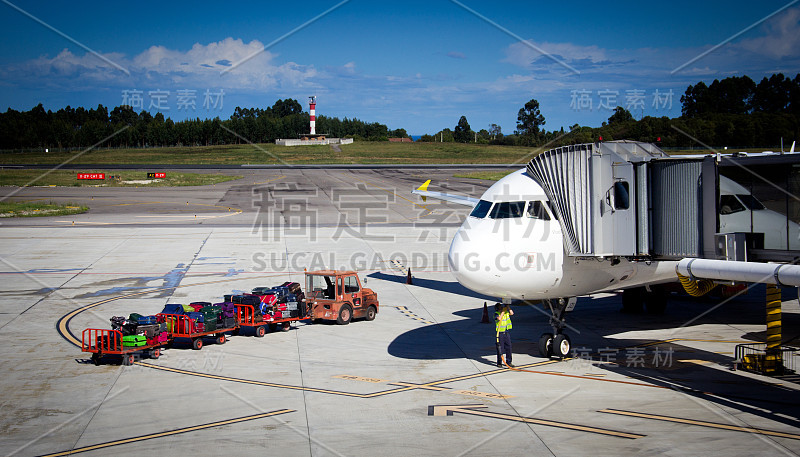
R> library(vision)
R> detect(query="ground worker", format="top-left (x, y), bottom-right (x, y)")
top-left (495, 303), bottom-right (514, 368)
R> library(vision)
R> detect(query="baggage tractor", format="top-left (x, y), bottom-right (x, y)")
top-left (122, 335), bottom-right (146, 347)
top-left (161, 303), bottom-right (184, 315)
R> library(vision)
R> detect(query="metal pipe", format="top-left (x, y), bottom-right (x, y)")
top-left (676, 258), bottom-right (800, 287)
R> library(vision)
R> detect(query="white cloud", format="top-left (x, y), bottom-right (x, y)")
top-left (737, 6), bottom-right (800, 59)
top-left (1, 37), bottom-right (318, 91)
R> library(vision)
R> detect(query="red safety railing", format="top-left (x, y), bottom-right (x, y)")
top-left (81, 328), bottom-right (124, 354)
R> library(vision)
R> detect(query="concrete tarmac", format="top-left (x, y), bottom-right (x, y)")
top-left (1, 168), bottom-right (799, 456)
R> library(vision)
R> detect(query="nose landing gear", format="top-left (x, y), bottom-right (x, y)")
top-left (538, 297), bottom-right (576, 359)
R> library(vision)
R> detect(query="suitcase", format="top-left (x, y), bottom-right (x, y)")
top-left (121, 323), bottom-right (138, 336)
top-left (191, 301), bottom-right (212, 307)
top-left (128, 313), bottom-right (144, 323)
top-left (122, 335), bottom-right (146, 347)
top-left (156, 331), bottom-right (168, 343)
top-left (189, 303), bottom-right (206, 312)
top-left (202, 311), bottom-right (218, 325)
top-left (204, 318), bottom-right (217, 332)
top-left (200, 306), bottom-right (223, 319)
top-left (137, 324), bottom-right (160, 339)
top-left (161, 304), bottom-right (184, 315)
top-left (241, 295), bottom-right (262, 306)
top-left (187, 312), bottom-right (204, 323)
top-left (193, 322), bottom-right (205, 333)
top-left (110, 316), bottom-right (127, 330)
top-left (216, 302), bottom-right (235, 318)
top-left (251, 286), bottom-right (270, 295)
top-left (268, 286), bottom-right (290, 300)
top-left (182, 304), bottom-right (195, 313)
top-left (137, 315), bottom-right (157, 325)
top-left (281, 281), bottom-right (302, 295)
top-left (222, 317), bottom-right (236, 329)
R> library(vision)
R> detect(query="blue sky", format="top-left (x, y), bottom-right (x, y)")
top-left (1, 0), bottom-right (799, 135)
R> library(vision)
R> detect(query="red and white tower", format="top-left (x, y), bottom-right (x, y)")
top-left (309, 96), bottom-right (316, 135)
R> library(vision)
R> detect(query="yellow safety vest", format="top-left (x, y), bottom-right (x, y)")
top-left (495, 310), bottom-right (512, 332)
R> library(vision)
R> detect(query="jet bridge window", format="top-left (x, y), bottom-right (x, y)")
top-left (526, 201), bottom-right (550, 220)
top-left (720, 195), bottom-right (745, 215)
top-left (613, 181), bottom-right (630, 210)
top-left (470, 199), bottom-right (492, 218)
top-left (489, 201), bottom-right (525, 219)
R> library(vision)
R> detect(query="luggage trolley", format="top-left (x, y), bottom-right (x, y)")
top-left (82, 328), bottom-right (166, 366)
top-left (158, 313), bottom-right (237, 350)
top-left (236, 303), bottom-right (311, 337)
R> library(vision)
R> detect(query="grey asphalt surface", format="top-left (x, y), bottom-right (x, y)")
top-left (0, 167), bottom-right (799, 457)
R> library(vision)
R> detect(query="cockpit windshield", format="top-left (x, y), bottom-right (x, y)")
top-left (470, 200), bottom-right (492, 218)
top-left (527, 201), bottom-right (550, 220)
top-left (489, 201), bottom-right (525, 219)
top-left (737, 194), bottom-right (765, 210)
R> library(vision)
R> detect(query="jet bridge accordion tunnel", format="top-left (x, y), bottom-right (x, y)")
top-left (526, 140), bottom-right (720, 260)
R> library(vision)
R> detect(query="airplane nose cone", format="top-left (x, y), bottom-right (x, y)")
top-left (448, 226), bottom-right (501, 293)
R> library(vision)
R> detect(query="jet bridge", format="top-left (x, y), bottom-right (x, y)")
top-left (525, 140), bottom-right (794, 261)
top-left (527, 141), bottom-right (800, 262)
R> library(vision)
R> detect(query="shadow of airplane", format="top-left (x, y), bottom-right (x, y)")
top-left (366, 271), bottom-right (497, 302)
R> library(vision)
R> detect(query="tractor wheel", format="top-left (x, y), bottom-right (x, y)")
top-left (336, 304), bottom-right (352, 325)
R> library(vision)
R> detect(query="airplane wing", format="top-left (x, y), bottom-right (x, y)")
top-left (412, 180), bottom-right (480, 207)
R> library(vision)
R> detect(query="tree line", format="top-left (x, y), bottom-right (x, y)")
top-left (423, 73), bottom-right (800, 149)
top-left (0, 98), bottom-right (395, 150)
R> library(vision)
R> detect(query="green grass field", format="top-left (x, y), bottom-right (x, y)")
top-left (0, 142), bottom-right (539, 165)
top-left (0, 142), bottom-right (780, 167)
top-left (0, 170), bottom-right (241, 187)
top-left (453, 171), bottom-right (510, 181)
top-left (0, 201), bottom-right (88, 217)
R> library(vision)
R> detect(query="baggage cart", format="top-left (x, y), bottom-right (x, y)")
top-left (82, 328), bottom-right (165, 366)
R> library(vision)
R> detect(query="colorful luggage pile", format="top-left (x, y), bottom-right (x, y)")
top-left (227, 281), bottom-right (306, 321)
top-left (110, 314), bottom-right (169, 347)
top-left (159, 302), bottom-right (237, 333)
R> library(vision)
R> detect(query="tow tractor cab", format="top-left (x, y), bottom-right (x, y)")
top-left (305, 270), bottom-right (379, 325)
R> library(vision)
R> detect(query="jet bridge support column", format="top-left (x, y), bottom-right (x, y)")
top-left (765, 284), bottom-right (783, 375)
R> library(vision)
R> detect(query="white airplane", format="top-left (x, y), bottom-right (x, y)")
top-left (719, 176), bottom-right (800, 250)
top-left (413, 159), bottom-right (799, 359)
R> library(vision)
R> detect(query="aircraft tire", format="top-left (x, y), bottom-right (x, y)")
top-left (538, 333), bottom-right (554, 358)
top-left (553, 334), bottom-right (571, 358)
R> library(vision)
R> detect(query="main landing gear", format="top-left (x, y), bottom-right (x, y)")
top-left (538, 297), bottom-right (577, 359)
